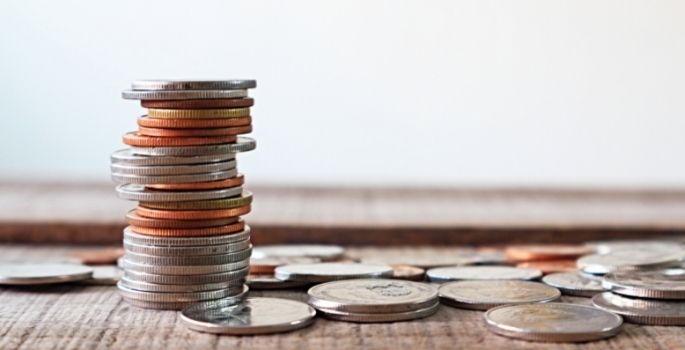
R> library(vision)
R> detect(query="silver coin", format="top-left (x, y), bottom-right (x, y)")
top-left (587, 240), bottom-right (683, 254)
top-left (111, 149), bottom-right (235, 166)
top-left (123, 267), bottom-right (249, 285)
top-left (110, 160), bottom-right (236, 176)
top-left (130, 137), bottom-right (256, 156)
top-left (124, 239), bottom-right (250, 256)
top-left (275, 263), bottom-right (393, 283)
top-left (246, 275), bottom-right (311, 290)
top-left (0, 263), bottom-right (93, 285)
top-left (120, 276), bottom-right (244, 293)
top-left (121, 257), bottom-right (249, 275)
top-left (123, 285), bottom-right (248, 310)
top-left (308, 279), bottom-right (438, 313)
top-left (426, 266), bottom-right (542, 283)
top-left (123, 226), bottom-right (250, 247)
top-left (116, 184), bottom-right (242, 202)
top-left (592, 292), bottom-right (685, 325)
top-left (122, 89), bottom-right (248, 100)
top-left (485, 303), bottom-right (622, 342)
top-left (359, 249), bottom-right (486, 268)
top-left (541, 272), bottom-right (606, 297)
top-left (112, 168), bottom-right (237, 185)
top-left (602, 268), bottom-right (685, 299)
top-left (577, 248), bottom-right (685, 275)
top-left (78, 266), bottom-right (122, 286)
top-left (118, 281), bottom-right (245, 302)
top-left (124, 247), bottom-right (251, 266)
top-left (317, 301), bottom-right (439, 323)
top-left (181, 297), bottom-right (316, 335)
top-left (252, 245), bottom-right (345, 261)
top-left (131, 79), bottom-right (256, 91)
top-left (439, 280), bottom-right (560, 310)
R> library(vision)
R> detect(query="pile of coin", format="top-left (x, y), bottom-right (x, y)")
top-left (111, 79), bottom-right (257, 309)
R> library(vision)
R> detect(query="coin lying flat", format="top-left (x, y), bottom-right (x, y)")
top-left (485, 303), bottom-right (622, 342)
top-left (130, 137), bottom-right (256, 156)
top-left (181, 297), bottom-right (316, 335)
top-left (577, 248), bottom-right (685, 275)
top-left (110, 160), bottom-right (235, 176)
top-left (426, 266), bottom-right (542, 283)
top-left (120, 276), bottom-right (244, 293)
top-left (125, 211), bottom-right (241, 229)
top-left (275, 263), bottom-right (393, 283)
top-left (131, 79), bottom-right (257, 91)
top-left (252, 245), bottom-right (345, 261)
top-left (121, 258), bottom-right (249, 275)
top-left (124, 239), bottom-right (250, 257)
top-left (145, 176), bottom-right (244, 191)
top-left (308, 279), bottom-right (438, 313)
top-left (112, 169), bottom-right (237, 185)
top-left (505, 244), bottom-right (594, 262)
top-left (592, 292), bottom-right (685, 325)
top-left (141, 98), bottom-right (254, 109)
top-left (78, 266), bottom-right (122, 286)
top-left (249, 256), bottom-right (321, 274)
top-left (318, 301), bottom-right (439, 323)
top-left (111, 149), bottom-right (235, 166)
top-left (122, 89), bottom-right (248, 100)
top-left (123, 267), bottom-right (249, 285)
top-left (116, 184), bottom-right (242, 202)
top-left (125, 285), bottom-right (248, 311)
top-left (246, 274), bottom-right (311, 290)
top-left (124, 247), bottom-right (251, 266)
top-left (0, 263), bottom-right (93, 285)
top-left (123, 226), bottom-right (250, 246)
top-left (391, 265), bottom-right (425, 281)
top-left (139, 191), bottom-right (252, 210)
top-left (516, 260), bottom-right (577, 274)
top-left (439, 280), bottom-right (560, 310)
top-left (541, 272), bottom-right (606, 297)
top-left (587, 240), bottom-right (683, 254)
top-left (359, 249), bottom-right (503, 268)
top-left (602, 268), bottom-right (685, 299)
top-left (118, 282), bottom-right (246, 302)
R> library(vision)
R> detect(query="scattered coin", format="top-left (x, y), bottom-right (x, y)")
top-left (122, 89), bottom-right (248, 100)
top-left (506, 244), bottom-right (594, 262)
top-left (577, 248), bottom-right (685, 275)
top-left (485, 303), bottom-right (622, 342)
top-left (141, 98), bottom-right (254, 109)
top-left (252, 245), bottom-right (345, 261)
top-left (131, 79), bottom-right (256, 91)
top-left (359, 249), bottom-right (490, 268)
top-left (439, 280), bottom-right (560, 310)
top-left (135, 205), bottom-right (251, 220)
top-left (587, 240), bottom-right (683, 254)
top-left (180, 297), bottom-right (316, 335)
top-left (249, 256), bottom-right (322, 274)
top-left (130, 137), bottom-right (256, 156)
top-left (319, 302), bottom-right (439, 323)
top-left (426, 266), bottom-right (542, 283)
top-left (391, 265), bottom-right (425, 281)
top-left (516, 260), bottom-right (577, 274)
top-left (592, 292), bottom-right (685, 325)
top-left (69, 247), bottom-right (124, 265)
top-left (602, 268), bottom-right (685, 299)
top-left (275, 263), bottom-right (394, 283)
top-left (246, 274), bottom-right (311, 290)
top-left (0, 263), bottom-right (93, 285)
top-left (541, 271), bottom-right (606, 297)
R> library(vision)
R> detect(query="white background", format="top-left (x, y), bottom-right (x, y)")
top-left (1, 0), bottom-right (684, 187)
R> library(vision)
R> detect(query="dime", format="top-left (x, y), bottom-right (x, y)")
top-left (426, 266), bottom-right (542, 283)
top-left (246, 274), bottom-right (311, 290)
top-left (135, 204), bottom-right (251, 220)
top-left (577, 248), bottom-right (685, 275)
top-left (252, 245), bottom-right (345, 261)
top-left (318, 302), bottom-right (439, 323)
top-left (439, 280), bottom-right (560, 310)
top-left (124, 239), bottom-right (250, 256)
top-left (485, 303), bottom-right (622, 342)
top-left (391, 265), bottom-right (425, 281)
top-left (592, 292), bottom-right (685, 325)
top-left (120, 276), bottom-right (244, 293)
top-left (130, 220), bottom-right (245, 237)
top-left (130, 137), bottom-right (256, 156)
top-left (121, 257), bottom-right (249, 275)
top-left (123, 247), bottom-right (251, 265)
top-left (275, 263), bottom-right (394, 283)
top-left (69, 247), bottom-right (124, 265)
top-left (505, 244), bottom-right (594, 262)
top-left (308, 279), bottom-right (438, 313)
top-left (145, 176), bottom-right (244, 191)
top-left (111, 148), bottom-right (235, 166)
top-left (123, 226), bottom-right (250, 246)
top-left (122, 132), bottom-right (237, 147)
top-left (112, 169), bottom-right (237, 185)
top-left (131, 79), bottom-right (256, 91)
top-left (138, 125), bottom-right (252, 137)
top-left (602, 268), bottom-right (685, 299)
top-left (180, 297), bottom-right (316, 335)
top-left (123, 267), bottom-right (249, 285)
top-left (141, 98), bottom-right (254, 109)
top-left (138, 116), bottom-right (252, 129)
top-left (0, 263), bottom-right (93, 285)
top-left (139, 192), bottom-right (252, 210)
top-left (123, 287), bottom-right (247, 310)
top-left (118, 282), bottom-right (246, 302)
top-left (541, 272), bottom-right (605, 297)
top-left (111, 160), bottom-right (236, 176)
top-left (516, 260), bottom-right (577, 274)
top-left (250, 257), bottom-right (322, 274)
top-left (122, 89), bottom-right (248, 100)
top-left (116, 184), bottom-right (242, 202)
top-left (146, 108), bottom-right (251, 120)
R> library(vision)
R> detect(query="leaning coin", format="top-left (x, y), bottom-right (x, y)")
top-left (124, 247), bottom-right (251, 266)
top-left (439, 280), bottom-right (560, 310)
top-left (121, 258), bottom-right (249, 275)
top-left (130, 137), bottom-right (256, 156)
top-left (317, 301), bottom-right (439, 323)
top-left (112, 169), bottom-right (237, 185)
top-left (485, 303), bottom-right (622, 342)
top-left (180, 297), bottom-right (316, 335)
top-left (577, 248), bottom-right (684, 275)
top-left (131, 79), bottom-right (256, 91)
top-left (120, 276), bottom-right (244, 293)
top-left (123, 226), bottom-right (250, 246)
top-left (541, 271), bottom-right (606, 297)
top-left (122, 89), bottom-right (248, 100)
top-left (308, 279), bottom-right (438, 313)
top-left (592, 292), bottom-right (685, 325)
top-left (124, 239), bottom-right (250, 256)
top-left (123, 267), bottom-right (249, 285)
top-left (0, 263), bottom-right (93, 285)
top-left (246, 275), bottom-right (311, 290)
top-left (110, 160), bottom-right (235, 176)
top-left (139, 191), bottom-right (252, 210)
top-left (116, 184), bottom-right (241, 202)
top-left (252, 245), bottom-right (345, 261)
top-left (275, 263), bottom-right (393, 283)
top-left (111, 148), bottom-right (235, 166)
top-left (426, 266), bottom-right (542, 283)
top-left (602, 268), bottom-right (685, 299)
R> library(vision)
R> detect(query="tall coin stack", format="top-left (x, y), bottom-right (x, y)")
top-left (110, 80), bottom-right (257, 310)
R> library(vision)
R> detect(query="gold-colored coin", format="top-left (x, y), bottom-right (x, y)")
top-left (148, 108), bottom-right (250, 119)
top-left (140, 191), bottom-right (253, 210)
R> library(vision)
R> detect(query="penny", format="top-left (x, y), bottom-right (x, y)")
top-left (135, 204), bottom-right (251, 220)
top-left (138, 116), bottom-right (252, 130)
top-left (124, 226), bottom-right (250, 247)
top-left (485, 303), bottom-right (622, 342)
top-left (116, 184), bottom-right (242, 202)
top-left (246, 274), bottom-right (311, 290)
top-left (541, 272), bottom-right (606, 297)
top-left (68, 247), bottom-right (124, 265)
top-left (111, 148), bottom-right (234, 166)
top-left (120, 276), bottom-right (244, 293)
top-left (592, 292), bottom-right (685, 325)
top-left (516, 260), bottom-right (577, 274)
top-left (318, 302), bottom-right (439, 323)
top-left (602, 268), bottom-right (685, 299)
top-left (252, 245), bottom-right (345, 261)
top-left (111, 160), bottom-right (235, 176)
top-left (141, 98), bottom-right (254, 109)
top-left (130, 137), bottom-right (256, 156)
top-left (123, 288), bottom-right (247, 310)
top-left (250, 257), bottom-right (322, 274)
top-left (125, 211), bottom-right (240, 229)
top-left (439, 280), bottom-right (560, 310)
top-left (577, 248), bottom-right (685, 275)
top-left (122, 89), bottom-right (248, 100)
top-left (308, 279), bottom-right (438, 313)
top-left (180, 297), bottom-right (316, 335)
top-left (118, 281), bottom-right (245, 302)
top-left (0, 263), bottom-right (93, 285)
top-left (122, 132), bottom-right (237, 147)
top-left (112, 169), bottom-right (237, 185)
top-left (124, 247), bottom-right (251, 266)
top-left (130, 221), bottom-right (245, 237)
top-left (139, 191), bottom-right (253, 210)
top-left (138, 125), bottom-right (252, 137)
top-left (145, 176), bottom-right (244, 191)
top-left (275, 263), bottom-right (393, 283)
top-left (124, 239), bottom-right (250, 257)
top-left (506, 244), bottom-right (594, 262)
top-left (123, 267), bottom-right (249, 285)
top-left (146, 108), bottom-right (251, 120)
top-left (426, 266), bottom-right (542, 283)
top-left (121, 257), bottom-right (249, 275)
top-left (391, 265), bottom-right (425, 281)
top-left (131, 79), bottom-right (256, 91)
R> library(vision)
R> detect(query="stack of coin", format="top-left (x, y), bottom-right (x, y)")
top-left (111, 79), bottom-right (257, 309)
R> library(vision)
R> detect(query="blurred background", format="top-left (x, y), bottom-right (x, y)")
top-left (1, 0), bottom-right (684, 188)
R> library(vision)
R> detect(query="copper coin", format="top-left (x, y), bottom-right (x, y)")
top-left (517, 260), bottom-right (578, 274)
top-left (135, 204), bottom-right (251, 220)
top-left (122, 132), bottom-right (237, 147)
top-left (249, 257), bottom-right (321, 275)
top-left (147, 108), bottom-right (250, 119)
top-left (69, 247), bottom-right (124, 265)
top-left (130, 220), bottom-right (245, 237)
top-left (145, 175), bottom-right (244, 191)
top-left (138, 116), bottom-right (252, 129)
top-left (138, 125), bottom-right (252, 137)
top-left (391, 265), bottom-right (426, 281)
top-left (141, 98), bottom-right (254, 109)
top-left (125, 211), bottom-right (240, 229)
top-left (505, 244), bottom-right (595, 262)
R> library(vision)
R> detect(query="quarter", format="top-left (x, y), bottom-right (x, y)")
top-left (0, 263), bottom-right (93, 285)
top-left (592, 292), bottom-right (685, 325)
top-left (439, 280), bottom-right (560, 310)
top-left (541, 271), bottom-right (606, 297)
top-left (122, 89), bottom-right (248, 100)
top-left (577, 248), bottom-right (684, 275)
top-left (602, 268), bottom-right (685, 299)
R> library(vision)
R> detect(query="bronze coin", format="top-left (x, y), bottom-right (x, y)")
top-left (138, 125), bottom-right (252, 137)
top-left (122, 132), bottom-right (237, 147)
top-left (137, 116), bottom-right (252, 129)
top-left (517, 260), bottom-right (578, 274)
top-left (125, 210), bottom-right (240, 228)
top-left (506, 244), bottom-right (595, 262)
top-left (391, 265), bottom-right (426, 281)
top-left (145, 175), bottom-right (244, 191)
top-left (69, 247), bottom-right (124, 265)
top-left (135, 204), bottom-right (251, 220)
top-left (141, 98), bottom-right (254, 109)
top-left (129, 220), bottom-right (245, 237)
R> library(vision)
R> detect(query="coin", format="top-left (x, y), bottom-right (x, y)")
top-left (123, 226), bottom-right (250, 246)
top-left (485, 303), bottom-right (622, 342)
top-left (111, 160), bottom-right (236, 176)
top-left (246, 274), bottom-right (311, 290)
top-left (180, 297), bottom-right (316, 335)
top-left (249, 257), bottom-right (322, 274)
top-left (123, 267), bottom-right (249, 285)
top-left (516, 260), bottom-right (577, 274)
top-left (145, 176), bottom-right (244, 191)
top-left (119, 282), bottom-right (246, 302)
top-left (112, 169), bottom-right (237, 185)
top-left (69, 247), bottom-right (124, 265)
top-left (116, 184), bottom-right (242, 202)
top-left (505, 244), bottom-right (594, 262)
top-left (123, 132), bottom-right (237, 147)
top-left (391, 265), bottom-right (425, 281)
top-left (0, 263), bottom-right (93, 285)
top-left (111, 148), bottom-right (235, 166)
top-left (124, 239), bottom-right (250, 256)
top-left (138, 125), bottom-right (252, 137)
top-left (121, 257), bottom-right (249, 275)
top-left (141, 98), bottom-right (254, 109)
top-left (587, 240), bottom-right (683, 254)
top-left (308, 279), bottom-right (438, 313)
top-left (138, 116), bottom-right (252, 129)
top-left (577, 248), bottom-right (685, 275)
top-left (592, 292), bottom-right (685, 325)
top-left (131, 79), bottom-right (256, 91)
top-left (426, 266), bottom-right (542, 283)
top-left (78, 266), bottom-right (122, 286)
top-left (318, 302), bottom-right (439, 323)
top-left (602, 268), bottom-right (685, 299)
top-left (541, 271), bottom-right (606, 297)
top-left (130, 137), bottom-right (256, 156)
top-left (146, 108), bottom-right (251, 120)
top-left (139, 191), bottom-right (252, 210)
top-left (252, 245), bottom-right (345, 261)
top-left (124, 287), bottom-right (247, 310)
top-left (275, 263), bottom-right (394, 283)
top-left (360, 249), bottom-right (505, 268)
top-left (126, 211), bottom-right (240, 229)
top-left (130, 220), bottom-right (245, 237)
top-left (120, 276), bottom-right (244, 293)
top-left (438, 280), bottom-right (560, 310)
top-left (122, 89), bottom-right (248, 100)
top-left (124, 247), bottom-right (251, 265)
top-left (135, 204), bottom-right (251, 220)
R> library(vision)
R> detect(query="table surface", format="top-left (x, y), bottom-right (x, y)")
top-left (0, 245), bottom-right (683, 350)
